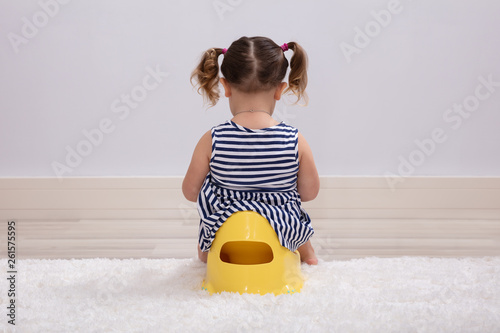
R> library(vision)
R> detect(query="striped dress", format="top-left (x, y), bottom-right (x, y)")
top-left (197, 120), bottom-right (314, 253)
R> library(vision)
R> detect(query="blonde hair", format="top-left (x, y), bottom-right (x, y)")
top-left (191, 36), bottom-right (308, 107)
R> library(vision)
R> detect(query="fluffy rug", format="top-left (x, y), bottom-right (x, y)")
top-left (1, 256), bottom-right (499, 332)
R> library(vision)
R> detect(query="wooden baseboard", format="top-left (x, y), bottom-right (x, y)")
top-left (0, 176), bottom-right (499, 260)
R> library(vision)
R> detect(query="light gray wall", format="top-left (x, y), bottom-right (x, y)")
top-left (1, 0), bottom-right (499, 178)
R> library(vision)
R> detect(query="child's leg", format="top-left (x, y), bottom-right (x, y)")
top-left (198, 245), bottom-right (208, 263)
top-left (297, 240), bottom-right (318, 265)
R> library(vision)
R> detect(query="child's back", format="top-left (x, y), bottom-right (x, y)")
top-left (183, 36), bottom-right (319, 264)
top-left (198, 119), bottom-right (313, 253)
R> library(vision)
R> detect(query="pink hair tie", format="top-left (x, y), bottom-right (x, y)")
top-left (280, 43), bottom-right (289, 52)
top-left (222, 48), bottom-right (227, 55)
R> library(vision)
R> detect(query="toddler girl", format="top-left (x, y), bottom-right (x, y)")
top-left (183, 36), bottom-right (319, 265)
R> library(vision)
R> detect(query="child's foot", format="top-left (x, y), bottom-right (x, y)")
top-left (297, 240), bottom-right (318, 265)
top-left (198, 246), bottom-right (208, 263)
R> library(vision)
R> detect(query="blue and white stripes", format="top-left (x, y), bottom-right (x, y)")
top-left (197, 120), bottom-right (314, 253)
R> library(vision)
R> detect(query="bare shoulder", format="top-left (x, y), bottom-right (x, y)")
top-left (297, 132), bottom-right (313, 161)
top-left (199, 129), bottom-right (212, 142)
top-left (196, 130), bottom-right (212, 157)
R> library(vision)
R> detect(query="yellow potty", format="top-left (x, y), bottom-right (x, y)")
top-left (202, 211), bottom-right (304, 295)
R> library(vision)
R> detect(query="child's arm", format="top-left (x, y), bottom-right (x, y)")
top-left (297, 132), bottom-right (320, 202)
top-left (182, 131), bottom-right (212, 202)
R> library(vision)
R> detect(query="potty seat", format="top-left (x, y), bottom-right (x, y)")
top-left (202, 211), bottom-right (304, 295)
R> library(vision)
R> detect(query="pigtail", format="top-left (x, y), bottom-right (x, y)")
top-left (284, 42), bottom-right (308, 105)
top-left (190, 48), bottom-right (225, 107)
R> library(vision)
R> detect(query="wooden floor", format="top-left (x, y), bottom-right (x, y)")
top-left (1, 217), bottom-right (499, 261)
top-left (0, 177), bottom-right (499, 260)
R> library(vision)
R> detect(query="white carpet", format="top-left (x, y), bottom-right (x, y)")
top-left (1, 256), bottom-right (499, 332)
